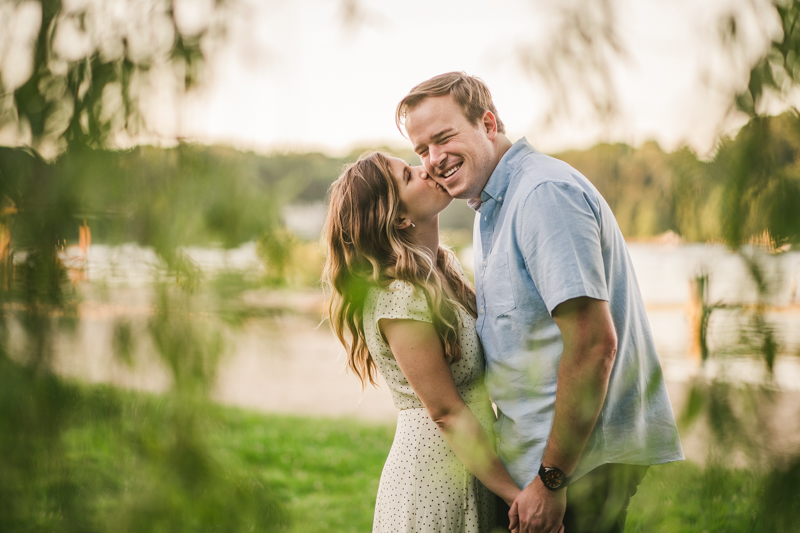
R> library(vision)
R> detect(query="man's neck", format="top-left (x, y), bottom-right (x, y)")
top-left (469, 134), bottom-right (514, 205)
top-left (495, 134), bottom-right (513, 164)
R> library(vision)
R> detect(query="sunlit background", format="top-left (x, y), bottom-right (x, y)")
top-left (2, 0), bottom-right (800, 532)
top-left (0, 0), bottom-right (781, 155)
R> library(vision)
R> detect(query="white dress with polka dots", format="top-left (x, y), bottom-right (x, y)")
top-left (364, 280), bottom-right (498, 532)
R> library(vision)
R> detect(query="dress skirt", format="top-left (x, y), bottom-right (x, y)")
top-left (372, 401), bottom-right (498, 533)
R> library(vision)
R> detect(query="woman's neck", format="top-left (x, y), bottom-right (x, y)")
top-left (410, 218), bottom-right (440, 262)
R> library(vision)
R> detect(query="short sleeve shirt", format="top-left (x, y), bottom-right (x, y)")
top-left (473, 138), bottom-right (684, 486)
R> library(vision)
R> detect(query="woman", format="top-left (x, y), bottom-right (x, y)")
top-left (322, 151), bottom-right (520, 532)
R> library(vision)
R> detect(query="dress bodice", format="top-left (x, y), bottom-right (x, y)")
top-left (363, 280), bottom-right (487, 410)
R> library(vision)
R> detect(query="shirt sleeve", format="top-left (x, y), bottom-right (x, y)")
top-left (518, 180), bottom-right (609, 314)
top-left (372, 280), bottom-right (433, 325)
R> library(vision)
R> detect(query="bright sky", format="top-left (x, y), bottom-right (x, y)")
top-left (0, 0), bottom-right (777, 157)
top-left (170, 0), bottom-right (775, 157)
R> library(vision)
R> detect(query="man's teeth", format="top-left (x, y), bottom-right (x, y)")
top-left (443, 163), bottom-right (462, 178)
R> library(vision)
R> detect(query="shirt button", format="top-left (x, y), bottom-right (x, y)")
top-left (479, 308), bottom-right (484, 315)
top-left (498, 196), bottom-right (503, 201)
top-left (483, 260), bottom-right (487, 267)
top-left (484, 216), bottom-right (487, 220)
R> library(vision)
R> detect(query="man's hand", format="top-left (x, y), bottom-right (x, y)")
top-left (508, 477), bottom-right (566, 533)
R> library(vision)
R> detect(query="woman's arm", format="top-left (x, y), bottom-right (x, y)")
top-left (379, 318), bottom-right (520, 505)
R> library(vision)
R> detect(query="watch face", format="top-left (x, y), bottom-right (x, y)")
top-left (541, 468), bottom-right (564, 489)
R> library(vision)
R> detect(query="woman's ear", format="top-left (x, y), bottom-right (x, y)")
top-left (395, 217), bottom-right (414, 230)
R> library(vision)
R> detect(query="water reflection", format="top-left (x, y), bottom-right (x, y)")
top-left (35, 241), bottom-right (800, 416)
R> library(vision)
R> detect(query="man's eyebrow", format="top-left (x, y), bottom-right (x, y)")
top-left (414, 128), bottom-right (456, 153)
top-left (431, 128), bottom-right (456, 143)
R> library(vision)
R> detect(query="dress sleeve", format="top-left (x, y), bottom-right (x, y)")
top-left (518, 180), bottom-right (609, 314)
top-left (372, 280), bottom-right (433, 325)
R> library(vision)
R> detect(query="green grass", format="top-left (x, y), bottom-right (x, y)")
top-left (208, 408), bottom-right (395, 533)
top-left (23, 382), bottom-right (783, 532)
top-left (627, 461), bottom-right (762, 532)
top-left (214, 410), bottom-right (768, 532)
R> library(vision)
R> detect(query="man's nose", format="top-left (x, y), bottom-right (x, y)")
top-left (429, 145), bottom-right (446, 169)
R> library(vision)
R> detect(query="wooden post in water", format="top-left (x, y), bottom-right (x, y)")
top-left (68, 220), bottom-right (92, 284)
top-left (0, 222), bottom-right (9, 291)
top-left (687, 274), bottom-right (710, 363)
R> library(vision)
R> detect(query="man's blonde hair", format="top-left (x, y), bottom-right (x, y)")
top-left (395, 71), bottom-right (505, 135)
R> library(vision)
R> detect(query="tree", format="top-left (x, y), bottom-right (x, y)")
top-left (0, 1), bottom-right (288, 531)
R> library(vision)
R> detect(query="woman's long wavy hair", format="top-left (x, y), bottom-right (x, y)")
top-left (322, 151), bottom-right (477, 388)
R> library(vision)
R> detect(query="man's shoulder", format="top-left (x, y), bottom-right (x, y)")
top-left (510, 150), bottom-right (586, 193)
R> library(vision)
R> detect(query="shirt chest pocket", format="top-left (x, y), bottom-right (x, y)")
top-left (484, 252), bottom-right (517, 316)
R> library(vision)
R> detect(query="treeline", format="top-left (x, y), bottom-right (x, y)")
top-left (556, 113), bottom-right (800, 243)
top-left (3, 113), bottom-right (799, 248)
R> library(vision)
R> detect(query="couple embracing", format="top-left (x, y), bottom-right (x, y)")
top-left (323, 72), bottom-right (684, 533)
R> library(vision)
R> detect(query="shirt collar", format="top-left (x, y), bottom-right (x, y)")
top-left (470, 137), bottom-right (533, 211)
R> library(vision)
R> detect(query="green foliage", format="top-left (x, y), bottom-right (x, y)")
top-left (0, 275), bottom-right (291, 532)
top-left (258, 227), bottom-right (299, 285)
top-left (0, 1), bottom-right (294, 530)
top-left (557, 141), bottom-right (675, 239)
top-left (714, 115), bottom-right (800, 245)
top-left (730, 0), bottom-right (800, 119)
top-left (556, 114), bottom-right (800, 244)
top-left (627, 461), bottom-right (763, 532)
top-left (1, 1), bottom-right (799, 531)
top-left (0, 367), bottom-right (288, 533)
top-left (18, 384), bottom-right (784, 533)
top-left (7, 115), bottom-right (799, 249)
top-left (1, 0), bottom-right (223, 151)
top-left (0, 145), bottom-right (287, 253)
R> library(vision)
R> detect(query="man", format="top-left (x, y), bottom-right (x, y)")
top-left (396, 72), bottom-right (684, 533)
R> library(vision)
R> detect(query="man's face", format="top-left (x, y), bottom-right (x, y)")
top-left (405, 95), bottom-right (497, 200)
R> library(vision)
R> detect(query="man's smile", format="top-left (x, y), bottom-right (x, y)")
top-left (442, 162), bottom-right (462, 178)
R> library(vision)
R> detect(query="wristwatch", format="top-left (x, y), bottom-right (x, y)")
top-left (538, 464), bottom-right (572, 490)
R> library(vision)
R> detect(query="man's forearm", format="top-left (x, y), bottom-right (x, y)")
top-left (540, 342), bottom-right (616, 476)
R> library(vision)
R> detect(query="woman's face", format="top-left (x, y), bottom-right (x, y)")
top-left (386, 156), bottom-right (452, 226)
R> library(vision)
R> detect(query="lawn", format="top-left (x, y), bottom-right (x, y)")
top-left (21, 383), bottom-right (771, 532)
top-left (211, 408), bottom-right (395, 532)
top-left (217, 409), bottom-right (765, 532)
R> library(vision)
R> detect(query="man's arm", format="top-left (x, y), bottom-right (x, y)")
top-left (510, 296), bottom-right (617, 533)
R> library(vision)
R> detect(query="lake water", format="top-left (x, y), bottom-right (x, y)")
top-left (38, 241), bottom-right (800, 420)
top-left (22, 240), bottom-right (794, 464)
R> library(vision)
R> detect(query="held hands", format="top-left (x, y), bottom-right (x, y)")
top-left (507, 477), bottom-right (566, 533)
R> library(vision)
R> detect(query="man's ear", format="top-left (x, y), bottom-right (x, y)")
top-left (482, 110), bottom-right (498, 140)
top-left (395, 217), bottom-right (413, 230)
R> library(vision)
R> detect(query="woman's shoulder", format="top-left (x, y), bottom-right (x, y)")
top-left (387, 278), bottom-right (415, 292)
top-left (368, 279), bottom-right (416, 297)
top-left (369, 279), bottom-right (431, 322)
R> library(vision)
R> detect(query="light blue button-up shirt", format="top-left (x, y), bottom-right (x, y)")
top-left (474, 138), bottom-right (683, 486)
